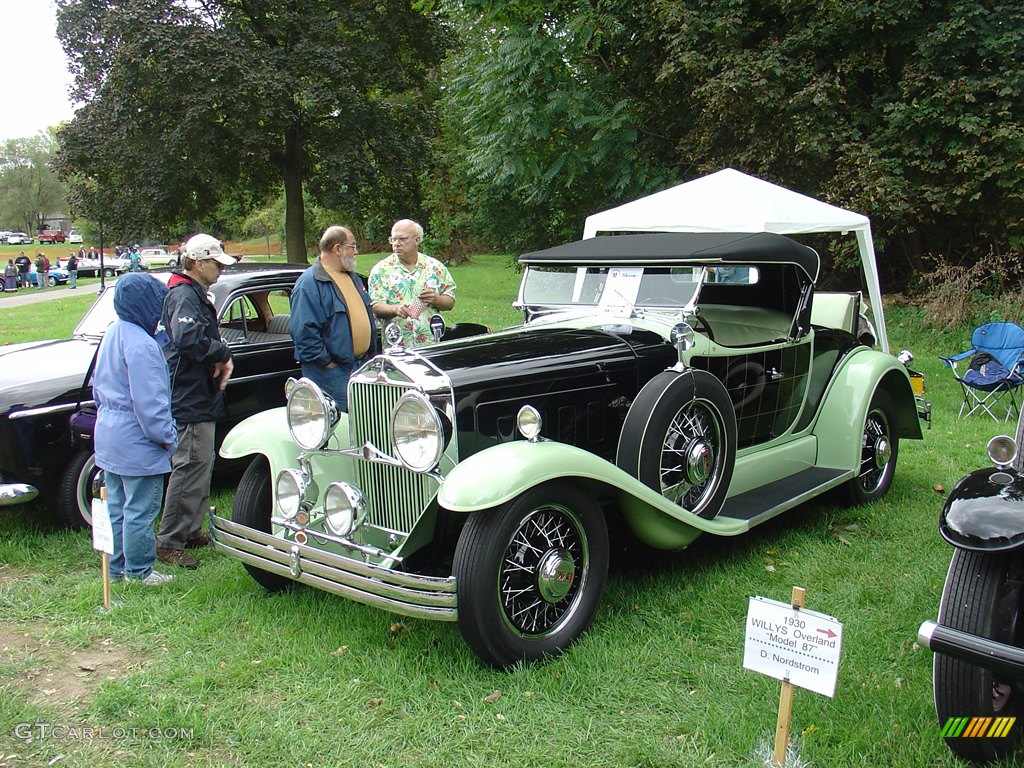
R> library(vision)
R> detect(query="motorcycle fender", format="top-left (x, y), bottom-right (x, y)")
top-left (813, 350), bottom-right (922, 470)
top-left (940, 467), bottom-right (1024, 552)
top-left (437, 440), bottom-right (750, 545)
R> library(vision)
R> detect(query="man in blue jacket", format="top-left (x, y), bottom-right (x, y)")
top-left (93, 273), bottom-right (178, 585)
top-left (289, 225), bottom-right (378, 411)
top-left (156, 233), bottom-right (235, 570)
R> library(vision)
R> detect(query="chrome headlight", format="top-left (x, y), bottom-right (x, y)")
top-left (287, 378), bottom-right (337, 450)
top-left (390, 391), bottom-right (446, 472)
top-left (324, 482), bottom-right (367, 537)
top-left (988, 435), bottom-right (1018, 469)
top-left (516, 405), bottom-right (542, 440)
top-left (275, 469), bottom-right (304, 520)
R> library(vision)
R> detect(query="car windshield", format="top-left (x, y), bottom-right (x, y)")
top-left (520, 265), bottom-right (716, 310)
top-left (74, 287), bottom-right (119, 337)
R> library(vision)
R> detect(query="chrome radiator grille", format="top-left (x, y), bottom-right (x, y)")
top-left (349, 379), bottom-right (439, 535)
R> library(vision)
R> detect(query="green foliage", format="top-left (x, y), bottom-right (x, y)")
top-left (433, 1), bottom-right (675, 251)
top-left (54, 0), bottom-right (448, 261)
top-left (0, 131), bottom-right (67, 234)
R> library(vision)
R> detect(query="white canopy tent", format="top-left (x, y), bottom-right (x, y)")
top-left (582, 168), bottom-right (891, 352)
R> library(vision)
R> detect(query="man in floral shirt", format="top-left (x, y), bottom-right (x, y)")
top-left (368, 219), bottom-right (457, 347)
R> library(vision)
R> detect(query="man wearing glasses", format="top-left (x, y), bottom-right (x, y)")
top-left (156, 233), bottom-right (236, 570)
top-left (289, 225), bottom-right (378, 412)
top-left (368, 219), bottom-right (456, 347)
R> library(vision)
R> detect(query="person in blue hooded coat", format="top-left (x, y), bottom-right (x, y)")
top-left (93, 273), bottom-right (178, 586)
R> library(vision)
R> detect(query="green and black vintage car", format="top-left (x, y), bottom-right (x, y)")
top-left (211, 232), bottom-right (927, 668)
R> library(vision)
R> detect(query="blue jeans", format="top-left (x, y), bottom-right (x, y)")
top-left (300, 362), bottom-right (352, 412)
top-left (69, 269), bottom-right (77, 288)
top-left (104, 472), bottom-right (165, 579)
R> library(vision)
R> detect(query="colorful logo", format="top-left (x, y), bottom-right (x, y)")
top-left (941, 717), bottom-right (1017, 739)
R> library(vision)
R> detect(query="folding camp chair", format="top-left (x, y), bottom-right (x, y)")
top-left (940, 322), bottom-right (1024, 421)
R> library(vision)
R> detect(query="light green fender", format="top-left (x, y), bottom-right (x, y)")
top-left (219, 407), bottom-right (353, 480)
top-left (813, 348), bottom-right (923, 470)
top-left (437, 440), bottom-right (752, 549)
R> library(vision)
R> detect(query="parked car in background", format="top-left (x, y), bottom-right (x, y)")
top-left (6, 232), bottom-right (33, 245)
top-left (68, 230), bottom-right (83, 244)
top-left (95, 255), bottom-right (132, 277)
top-left (26, 265), bottom-right (70, 287)
top-left (0, 231), bottom-right (11, 244)
top-left (211, 231), bottom-right (928, 669)
top-left (38, 230), bottom-right (66, 244)
top-left (70, 257), bottom-right (103, 278)
top-left (0, 265), bottom-right (305, 527)
top-left (138, 247), bottom-right (176, 268)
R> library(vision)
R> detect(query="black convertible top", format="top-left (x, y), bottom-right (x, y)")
top-left (520, 232), bottom-right (820, 282)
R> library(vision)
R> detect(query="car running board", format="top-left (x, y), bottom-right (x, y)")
top-left (718, 467), bottom-right (854, 528)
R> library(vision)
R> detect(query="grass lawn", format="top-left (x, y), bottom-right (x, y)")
top-left (0, 253), bottom-right (1011, 767)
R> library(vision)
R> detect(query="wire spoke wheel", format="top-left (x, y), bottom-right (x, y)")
top-left (453, 480), bottom-right (608, 668)
top-left (499, 505), bottom-right (588, 637)
top-left (659, 399), bottom-right (725, 512)
top-left (843, 389), bottom-right (898, 504)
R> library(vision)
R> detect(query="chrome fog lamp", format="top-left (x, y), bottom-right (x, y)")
top-left (275, 469), bottom-right (304, 519)
top-left (988, 435), bottom-right (1018, 469)
top-left (390, 391), bottom-right (446, 472)
top-left (287, 378), bottom-right (337, 450)
top-left (516, 405), bottom-right (542, 441)
top-left (324, 482), bottom-right (366, 537)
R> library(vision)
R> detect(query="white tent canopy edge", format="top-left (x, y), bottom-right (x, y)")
top-left (581, 168), bottom-right (890, 353)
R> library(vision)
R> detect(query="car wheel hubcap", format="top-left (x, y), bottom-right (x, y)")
top-left (684, 440), bottom-right (713, 485)
top-left (872, 436), bottom-right (891, 470)
top-left (536, 548), bottom-right (576, 603)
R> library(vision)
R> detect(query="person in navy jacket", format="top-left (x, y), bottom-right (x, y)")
top-left (289, 225), bottom-right (378, 411)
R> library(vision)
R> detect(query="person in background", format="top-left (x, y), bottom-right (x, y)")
top-left (130, 245), bottom-right (142, 272)
top-left (34, 252), bottom-right (49, 291)
top-left (93, 273), bottom-right (178, 586)
top-left (156, 234), bottom-right (235, 570)
top-left (67, 250), bottom-right (79, 289)
top-left (15, 251), bottom-right (30, 288)
top-left (368, 219), bottom-right (456, 347)
top-left (289, 225), bottom-right (378, 410)
top-left (4, 259), bottom-right (18, 292)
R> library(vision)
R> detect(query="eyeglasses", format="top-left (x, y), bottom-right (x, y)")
top-left (338, 242), bottom-right (358, 251)
top-left (388, 236), bottom-right (412, 245)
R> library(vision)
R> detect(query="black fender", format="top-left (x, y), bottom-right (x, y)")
top-left (940, 467), bottom-right (1024, 552)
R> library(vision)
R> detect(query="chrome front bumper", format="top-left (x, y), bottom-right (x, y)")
top-left (210, 513), bottom-right (458, 622)
top-left (0, 481), bottom-right (39, 507)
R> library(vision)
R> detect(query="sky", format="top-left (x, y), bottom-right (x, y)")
top-left (0, 0), bottom-right (77, 142)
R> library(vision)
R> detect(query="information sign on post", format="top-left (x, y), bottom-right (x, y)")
top-left (743, 595), bottom-right (843, 698)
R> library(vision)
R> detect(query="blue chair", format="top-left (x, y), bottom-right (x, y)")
top-left (941, 322), bottom-right (1024, 421)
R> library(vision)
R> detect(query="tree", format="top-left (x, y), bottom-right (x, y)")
top-left (54, 0), bottom-right (447, 262)
top-left (434, 1), bottom-right (676, 251)
top-left (437, 0), bottom-right (1023, 285)
top-left (0, 131), bottom-right (67, 235)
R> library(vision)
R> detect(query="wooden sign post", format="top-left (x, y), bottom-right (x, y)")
top-left (772, 587), bottom-right (805, 767)
top-left (92, 486), bottom-right (114, 610)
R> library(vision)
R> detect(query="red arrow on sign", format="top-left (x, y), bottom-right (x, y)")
top-left (817, 628), bottom-right (837, 639)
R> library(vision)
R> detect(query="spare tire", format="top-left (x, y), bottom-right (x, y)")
top-left (616, 369), bottom-right (737, 519)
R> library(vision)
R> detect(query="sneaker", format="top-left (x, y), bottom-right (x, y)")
top-left (139, 570), bottom-right (175, 586)
top-left (186, 532), bottom-right (211, 548)
top-left (157, 547), bottom-right (200, 569)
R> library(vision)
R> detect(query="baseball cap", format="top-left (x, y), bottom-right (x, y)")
top-left (184, 233), bottom-right (234, 266)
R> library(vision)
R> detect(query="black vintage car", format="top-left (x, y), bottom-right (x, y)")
top-left (918, 407), bottom-right (1024, 762)
top-left (211, 232), bottom-right (928, 668)
top-left (0, 264), bottom-right (304, 527)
